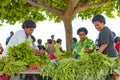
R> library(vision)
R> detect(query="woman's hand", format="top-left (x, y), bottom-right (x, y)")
top-left (84, 48), bottom-right (93, 53)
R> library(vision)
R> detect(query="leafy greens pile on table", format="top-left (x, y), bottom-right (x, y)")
top-left (0, 40), bottom-right (120, 80)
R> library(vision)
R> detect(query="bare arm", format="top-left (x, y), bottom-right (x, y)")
top-left (33, 49), bottom-right (45, 55)
top-left (60, 47), bottom-right (65, 53)
top-left (97, 44), bottom-right (108, 53)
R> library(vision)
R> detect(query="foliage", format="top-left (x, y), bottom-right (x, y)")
top-left (7, 40), bottom-right (34, 60)
top-left (0, 40), bottom-right (49, 76)
top-left (0, 0), bottom-right (119, 24)
top-left (40, 52), bottom-right (120, 80)
top-left (54, 51), bottom-right (72, 61)
top-left (39, 60), bottom-right (57, 78)
top-left (3, 61), bottom-right (27, 76)
top-left (109, 58), bottom-right (120, 75)
top-left (0, 59), bottom-right (5, 71)
top-left (0, 0), bottom-right (119, 51)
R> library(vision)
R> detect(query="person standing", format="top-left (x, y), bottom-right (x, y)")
top-left (6, 31), bottom-right (14, 45)
top-left (72, 37), bottom-right (77, 50)
top-left (51, 35), bottom-right (55, 46)
top-left (37, 39), bottom-right (46, 55)
top-left (46, 39), bottom-right (55, 55)
top-left (2, 19), bottom-right (41, 57)
top-left (92, 14), bottom-right (118, 80)
top-left (54, 38), bottom-right (65, 53)
top-left (72, 27), bottom-right (95, 59)
top-left (92, 14), bottom-right (118, 57)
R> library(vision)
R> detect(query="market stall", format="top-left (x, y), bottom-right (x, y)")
top-left (0, 41), bottom-right (120, 80)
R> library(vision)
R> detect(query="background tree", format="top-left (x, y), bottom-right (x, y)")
top-left (0, 0), bottom-right (120, 51)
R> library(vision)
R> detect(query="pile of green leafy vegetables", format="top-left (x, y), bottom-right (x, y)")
top-left (40, 52), bottom-right (120, 80)
top-left (0, 40), bottom-right (120, 80)
top-left (0, 40), bottom-right (49, 76)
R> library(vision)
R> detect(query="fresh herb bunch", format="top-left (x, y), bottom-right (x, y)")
top-left (7, 40), bottom-right (34, 61)
top-left (0, 40), bottom-right (46, 76)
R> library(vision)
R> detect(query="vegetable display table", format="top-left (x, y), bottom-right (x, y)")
top-left (0, 71), bottom-right (40, 80)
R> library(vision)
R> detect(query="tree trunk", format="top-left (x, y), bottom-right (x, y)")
top-left (63, 19), bottom-right (72, 51)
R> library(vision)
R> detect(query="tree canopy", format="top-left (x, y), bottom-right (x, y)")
top-left (0, 0), bottom-right (120, 51)
top-left (0, 0), bottom-right (119, 24)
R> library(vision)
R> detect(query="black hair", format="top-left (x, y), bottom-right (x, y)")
top-left (47, 39), bottom-right (52, 44)
top-left (57, 38), bottom-right (62, 43)
top-left (31, 35), bottom-right (36, 42)
top-left (73, 37), bottom-right (77, 43)
top-left (114, 36), bottom-right (120, 43)
top-left (51, 35), bottom-right (54, 38)
top-left (112, 31), bottom-right (116, 38)
top-left (77, 27), bottom-right (88, 35)
top-left (37, 39), bottom-right (42, 43)
top-left (92, 14), bottom-right (106, 24)
top-left (22, 20), bottom-right (36, 29)
top-left (10, 31), bottom-right (14, 36)
top-left (10, 31), bottom-right (14, 33)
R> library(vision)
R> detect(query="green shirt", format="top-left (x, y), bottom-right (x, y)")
top-left (72, 38), bottom-right (95, 59)
top-left (54, 43), bottom-right (62, 53)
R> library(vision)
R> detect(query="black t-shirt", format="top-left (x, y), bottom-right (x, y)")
top-left (96, 27), bottom-right (118, 57)
top-left (38, 45), bottom-right (46, 50)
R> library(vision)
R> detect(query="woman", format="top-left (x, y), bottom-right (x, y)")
top-left (46, 39), bottom-right (55, 55)
top-left (2, 20), bottom-right (43, 57)
top-left (72, 27), bottom-right (95, 59)
top-left (92, 14), bottom-right (118, 57)
top-left (92, 14), bottom-right (118, 80)
top-left (54, 38), bottom-right (64, 53)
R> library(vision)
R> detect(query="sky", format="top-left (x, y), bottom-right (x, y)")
top-left (0, 16), bottom-right (120, 50)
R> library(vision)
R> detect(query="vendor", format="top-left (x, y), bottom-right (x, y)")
top-left (2, 20), bottom-right (43, 57)
top-left (72, 27), bottom-right (95, 59)
top-left (92, 14), bottom-right (118, 57)
top-left (92, 15), bottom-right (118, 80)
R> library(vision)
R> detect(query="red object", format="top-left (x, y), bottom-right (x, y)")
top-left (49, 54), bottom-right (56, 60)
top-left (115, 42), bottom-right (120, 51)
top-left (28, 65), bottom-right (40, 71)
top-left (110, 74), bottom-right (119, 78)
top-left (0, 74), bottom-right (10, 80)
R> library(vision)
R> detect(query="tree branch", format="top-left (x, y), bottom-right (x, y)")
top-left (23, 0), bottom-right (64, 19)
top-left (64, 0), bottom-right (79, 19)
top-left (73, 1), bottom-right (108, 16)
